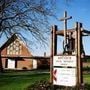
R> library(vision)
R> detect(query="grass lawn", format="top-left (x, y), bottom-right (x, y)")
top-left (84, 73), bottom-right (90, 83)
top-left (0, 70), bottom-right (90, 90)
top-left (0, 70), bottom-right (50, 90)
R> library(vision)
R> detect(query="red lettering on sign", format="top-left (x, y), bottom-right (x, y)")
top-left (53, 69), bottom-right (57, 82)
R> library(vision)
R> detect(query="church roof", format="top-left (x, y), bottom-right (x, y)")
top-left (0, 34), bottom-right (17, 51)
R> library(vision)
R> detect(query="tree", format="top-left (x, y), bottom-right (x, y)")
top-left (0, 0), bottom-right (55, 43)
top-left (0, 0), bottom-right (56, 72)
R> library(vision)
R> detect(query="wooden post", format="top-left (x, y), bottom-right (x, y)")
top-left (78, 23), bottom-right (83, 85)
top-left (50, 26), bottom-right (53, 83)
top-left (50, 25), bottom-right (57, 83)
top-left (75, 22), bottom-right (79, 89)
top-left (75, 22), bottom-right (83, 89)
top-left (53, 25), bottom-right (57, 56)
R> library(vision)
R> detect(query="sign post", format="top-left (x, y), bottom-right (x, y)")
top-left (50, 11), bottom-right (84, 89)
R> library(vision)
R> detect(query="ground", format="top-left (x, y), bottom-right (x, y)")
top-left (0, 70), bottom-right (49, 90)
top-left (0, 70), bottom-right (90, 90)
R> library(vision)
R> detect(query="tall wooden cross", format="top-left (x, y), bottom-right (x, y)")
top-left (60, 11), bottom-right (72, 51)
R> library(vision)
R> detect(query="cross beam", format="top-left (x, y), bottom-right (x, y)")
top-left (60, 11), bottom-right (72, 49)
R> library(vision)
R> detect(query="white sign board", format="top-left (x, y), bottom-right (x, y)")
top-left (53, 56), bottom-right (76, 67)
top-left (53, 68), bottom-right (76, 86)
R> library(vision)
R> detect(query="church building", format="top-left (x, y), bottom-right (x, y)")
top-left (0, 34), bottom-right (37, 70)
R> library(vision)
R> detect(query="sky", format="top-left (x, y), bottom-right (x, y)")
top-left (1, 0), bottom-right (90, 56)
top-left (40, 0), bottom-right (90, 56)
top-left (46, 0), bottom-right (90, 56)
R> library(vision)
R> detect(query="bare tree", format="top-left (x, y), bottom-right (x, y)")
top-left (0, 0), bottom-right (56, 72)
top-left (0, 0), bottom-right (56, 44)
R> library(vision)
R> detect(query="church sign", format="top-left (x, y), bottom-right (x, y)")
top-left (53, 68), bottom-right (76, 86)
top-left (53, 55), bottom-right (76, 67)
top-left (53, 55), bottom-right (77, 86)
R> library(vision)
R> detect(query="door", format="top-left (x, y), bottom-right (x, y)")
top-left (33, 59), bottom-right (37, 69)
top-left (8, 59), bottom-right (15, 69)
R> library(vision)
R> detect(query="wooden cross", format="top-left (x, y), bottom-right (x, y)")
top-left (60, 11), bottom-right (72, 50)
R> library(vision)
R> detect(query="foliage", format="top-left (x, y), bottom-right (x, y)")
top-left (83, 66), bottom-right (90, 72)
top-left (26, 80), bottom-right (52, 90)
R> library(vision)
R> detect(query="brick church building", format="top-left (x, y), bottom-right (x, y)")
top-left (0, 34), bottom-right (37, 70)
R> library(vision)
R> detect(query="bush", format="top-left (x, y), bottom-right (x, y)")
top-left (83, 66), bottom-right (90, 72)
top-left (26, 80), bottom-right (52, 90)
top-left (37, 65), bottom-right (49, 69)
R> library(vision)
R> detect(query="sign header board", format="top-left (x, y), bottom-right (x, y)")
top-left (53, 55), bottom-right (76, 67)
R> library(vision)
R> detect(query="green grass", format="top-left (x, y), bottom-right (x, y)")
top-left (84, 73), bottom-right (90, 83)
top-left (0, 71), bottom-right (90, 90)
top-left (0, 70), bottom-right (50, 90)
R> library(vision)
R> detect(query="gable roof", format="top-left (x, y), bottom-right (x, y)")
top-left (0, 34), bottom-right (17, 51)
